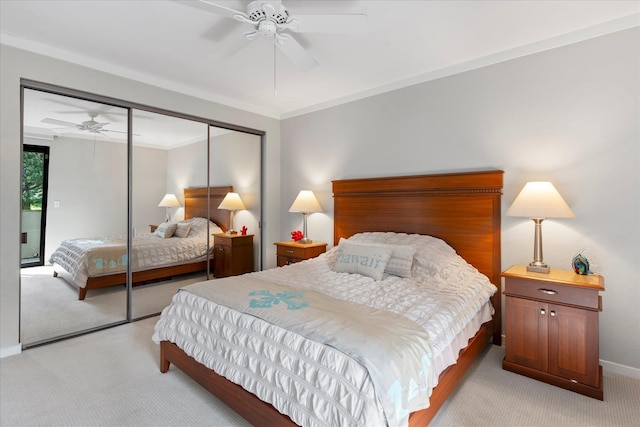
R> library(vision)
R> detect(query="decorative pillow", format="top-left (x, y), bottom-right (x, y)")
top-left (174, 222), bottom-right (191, 238)
top-left (333, 241), bottom-right (392, 281)
top-left (154, 222), bottom-right (177, 239)
top-left (338, 238), bottom-right (416, 278)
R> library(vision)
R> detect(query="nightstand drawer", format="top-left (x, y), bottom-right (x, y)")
top-left (276, 245), bottom-right (308, 258)
top-left (275, 242), bottom-right (327, 267)
top-left (505, 278), bottom-right (600, 310)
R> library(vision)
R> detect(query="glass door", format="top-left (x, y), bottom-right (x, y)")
top-left (21, 144), bottom-right (49, 267)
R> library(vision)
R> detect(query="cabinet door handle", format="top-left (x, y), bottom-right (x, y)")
top-left (287, 250), bottom-right (294, 254)
top-left (538, 288), bottom-right (558, 295)
top-left (550, 310), bottom-right (557, 317)
top-left (540, 308), bottom-right (546, 315)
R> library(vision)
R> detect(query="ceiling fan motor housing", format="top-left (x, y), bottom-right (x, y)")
top-left (247, 1), bottom-right (289, 24)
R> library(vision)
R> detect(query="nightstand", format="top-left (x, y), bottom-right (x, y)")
top-left (213, 233), bottom-right (254, 278)
top-left (502, 265), bottom-right (604, 400)
top-left (149, 224), bottom-right (159, 233)
top-left (275, 241), bottom-right (327, 266)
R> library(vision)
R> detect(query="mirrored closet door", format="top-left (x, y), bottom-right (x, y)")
top-left (130, 110), bottom-right (210, 319)
top-left (20, 83), bottom-right (265, 346)
top-left (21, 88), bottom-right (129, 346)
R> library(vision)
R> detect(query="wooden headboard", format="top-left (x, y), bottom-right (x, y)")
top-left (332, 170), bottom-right (503, 344)
top-left (184, 186), bottom-right (233, 233)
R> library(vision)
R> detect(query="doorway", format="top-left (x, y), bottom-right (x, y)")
top-left (21, 144), bottom-right (50, 268)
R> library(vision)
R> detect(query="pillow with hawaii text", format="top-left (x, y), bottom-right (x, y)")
top-left (333, 241), bottom-right (392, 281)
top-left (154, 222), bottom-right (177, 239)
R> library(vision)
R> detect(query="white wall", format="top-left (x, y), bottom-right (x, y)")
top-left (132, 144), bottom-right (170, 231)
top-left (0, 44), bottom-right (281, 356)
top-left (281, 28), bottom-right (640, 374)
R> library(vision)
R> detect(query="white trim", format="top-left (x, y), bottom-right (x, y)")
top-left (281, 14), bottom-right (640, 119)
top-left (0, 344), bottom-right (22, 359)
top-left (2, 14), bottom-right (638, 121)
top-left (0, 34), bottom-right (281, 120)
top-left (601, 359), bottom-right (640, 380)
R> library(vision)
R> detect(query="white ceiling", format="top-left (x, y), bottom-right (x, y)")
top-left (2, 0), bottom-right (639, 127)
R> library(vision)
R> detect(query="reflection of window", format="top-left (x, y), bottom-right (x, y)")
top-left (22, 149), bottom-right (45, 210)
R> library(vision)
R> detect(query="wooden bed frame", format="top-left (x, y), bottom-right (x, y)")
top-left (159, 170), bottom-right (504, 426)
top-left (54, 186), bottom-right (232, 300)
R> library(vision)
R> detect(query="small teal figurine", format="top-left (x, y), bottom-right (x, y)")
top-left (572, 253), bottom-right (590, 275)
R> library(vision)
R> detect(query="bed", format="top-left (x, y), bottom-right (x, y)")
top-left (153, 170), bottom-right (503, 426)
top-left (49, 186), bottom-right (232, 300)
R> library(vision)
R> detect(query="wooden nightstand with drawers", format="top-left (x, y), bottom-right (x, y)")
top-left (275, 241), bottom-right (327, 267)
top-left (502, 265), bottom-right (605, 400)
top-left (213, 233), bottom-right (254, 278)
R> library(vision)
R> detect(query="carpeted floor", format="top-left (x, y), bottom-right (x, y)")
top-left (20, 265), bottom-right (206, 345)
top-left (1, 316), bottom-right (639, 426)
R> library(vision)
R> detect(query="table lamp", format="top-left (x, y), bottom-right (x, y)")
top-left (289, 190), bottom-right (323, 244)
top-left (158, 193), bottom-right (180, 222)
top-left (507, 181), bottom-right (575, 273)
top-left (218, 192), bottom-right (245, 234)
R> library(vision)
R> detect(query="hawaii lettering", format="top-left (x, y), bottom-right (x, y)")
top-left (337, 253), bottom-right (384, 269)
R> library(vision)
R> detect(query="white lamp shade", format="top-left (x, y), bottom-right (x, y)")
top-left (158, 193), bottom-right (180, 208)
top-left (289, 190), bottom-right (323, 213)
top-left (218, 192), bottom-right (246, 211)
top-left (507, 182), bottom-right (575, 219)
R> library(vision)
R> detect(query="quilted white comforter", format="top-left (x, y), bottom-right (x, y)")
top-left (153, 232), bottom-right (497, 427)
top-left (49, 218), bottom-right (222, 288)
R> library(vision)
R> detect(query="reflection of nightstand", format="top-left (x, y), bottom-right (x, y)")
top-left (150, 224), bottom-right (159, 233)
top-left (213, 233), bottom-right (254, 278)
top-left (275, 241), bottom-right (327, 267)
top-left (502, 265), bottom-right (604, 400)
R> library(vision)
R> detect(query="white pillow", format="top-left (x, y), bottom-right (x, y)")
top-left (154, 222), bottom-right (177, 239)
top-left (333, 241), bottom-right (392, 281)
top-left (174, 222), bottom-right (191, 238)
top-left (338, 238), bottom-right (416, 278)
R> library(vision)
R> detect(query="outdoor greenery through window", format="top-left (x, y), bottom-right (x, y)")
top-left (22, 151), bottom-right (44, 210)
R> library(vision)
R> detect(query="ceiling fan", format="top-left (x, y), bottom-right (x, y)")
top-left (195, 0), bottom-right (366, 71)
top-left (41, 113), bottom-right (127, 138)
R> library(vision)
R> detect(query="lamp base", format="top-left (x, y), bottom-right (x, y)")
top-left (527, 263), bottom-right (550, 274)
top-left (226, 229), bottom-right (238, 235)
top-left (298, 238), bottom-right (313, 244)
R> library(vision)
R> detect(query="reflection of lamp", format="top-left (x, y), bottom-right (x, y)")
top-left (158, 193), bottom-right (180, 222)
top-left (289, 190), bottom-right (323, 244)
top-left (507, 182), bottom-right (575, 273)
top-left (218, 192), bottom-right (245, 234)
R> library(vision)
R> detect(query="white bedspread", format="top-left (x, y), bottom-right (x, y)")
top-left (49, 218), bottom-right (221, 288)
top-left (153, 232), bottom-right (497, 427)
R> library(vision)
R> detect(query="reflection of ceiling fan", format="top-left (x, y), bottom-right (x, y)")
top-left (41, 113), bottom-right (127, 138)
top-left (196, 0), bottom-right (366, 70)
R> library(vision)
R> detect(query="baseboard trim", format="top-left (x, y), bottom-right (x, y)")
top-left (0, 344), bottom-right (22, 358)
top-left (600, 359), bottom-right (640, 379)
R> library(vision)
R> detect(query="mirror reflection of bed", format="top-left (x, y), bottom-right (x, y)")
top-left (20, 88), bottom-right (262, 347)
top-left (49, 186), bottom-right (232, 301)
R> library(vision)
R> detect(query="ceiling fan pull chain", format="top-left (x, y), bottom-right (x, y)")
top-left (273, 42), bottom-right (277, 97)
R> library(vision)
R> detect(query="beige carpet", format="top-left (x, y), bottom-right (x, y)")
top-left (2, 316), bottom-right (639, 426)
top-left (20, 265), bottom-right (207, 345)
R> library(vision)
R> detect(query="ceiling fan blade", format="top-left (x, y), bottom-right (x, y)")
top-left (41, 118), bottom-right (80, 128)
top-left (287, 14), bottom-right (366, 34)
top-left (212, 31), bottom-right (255, 58)
top-left (276, 34), bottom-right (318, 71)
top-left (197, 0), bottom-right (250, 20)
